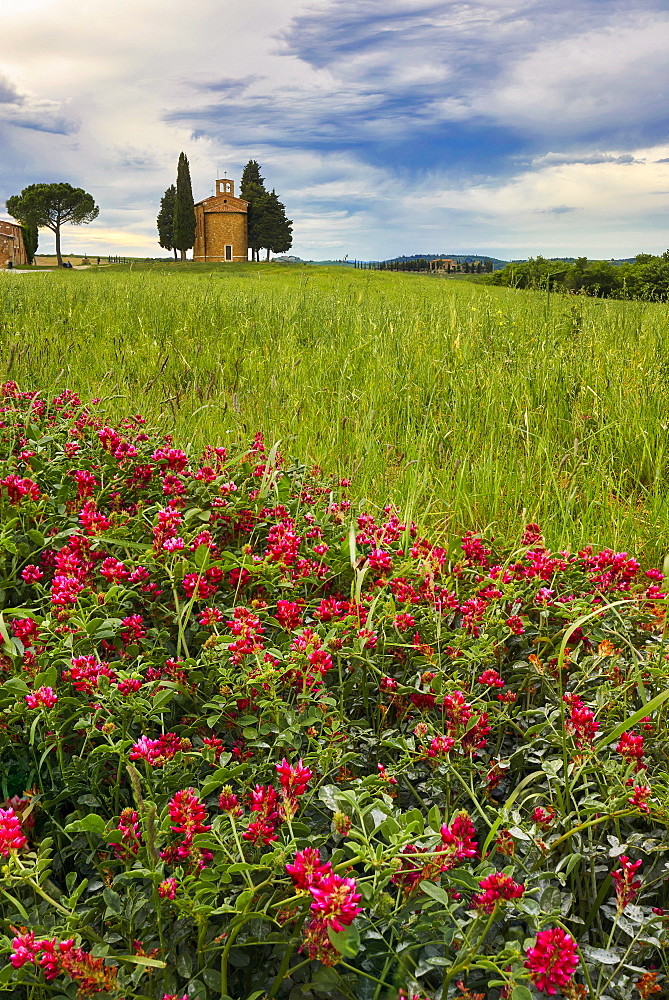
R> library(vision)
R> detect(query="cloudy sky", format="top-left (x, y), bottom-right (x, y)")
top-left (2, 0), bottom-right (669, 260)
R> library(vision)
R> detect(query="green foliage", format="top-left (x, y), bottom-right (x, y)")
top-left (241, 159), bottom-right (267, 262)
top-left (157, 184), bottom-right (176, 257)
top-left (487, 252), bottom-right (669, 301)
top-left (20, 223), bottom-right (38, 265)
top-left (6, 182), bottom-right (98, 266)
top-left (240, 162), bottom-right (292, 261)
top-left (173, 152), bottom-right (195, 260)
top-left (253, 188), bottom-right (293, 259)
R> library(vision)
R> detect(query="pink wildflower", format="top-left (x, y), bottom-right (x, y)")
top-left (309, 872), bottom-right (362, 931)
top-left (506, 615), bottom-right (525, 634)
top-left (21, 564), bottom-right (43, 584)
top-left (112, 808), bottom-right (142, 861)
top-left (286, 848), bottom-right (333, 890)
top-left (471, 872), bottom-right (524, 912)
top-left (10, 929), bottom-right (41, 968)
top-left (564, 693), bottom-right (599, 746)
top-left (617, 731), bottom-right (645, 771)
top-left (244, 784), bottom-right (279, 845)
top-left (169, 789), bottom-right (211, 842)
top-left (129, 733), bottom-right (190, 767)
top-left (532, 807), bottom-right (555, 828)
top-left (158, 877), bottom-right (178, 899)
top-left (199, 606), bottom-right (223, 627)
top-left (218, 787), bottom-right (240, 814)
top-left (25, 686), bottom-right (58, 709)
top-left (439, 813), bottom-right (478, 868)
top-left (477, 668), bottom-right (504, 688)
top-left (612, 855), bottom-right (643, 912)
top-left (0, 807), bottom-right (27, 855)
top-left (427, 735), bottom-right (456, 758)
top-left (276, 758), bottom-right (313, 819)
top-left (524, 927), bottom-right (579, 995)
top-left (628, 784), bottom-right (652, 812)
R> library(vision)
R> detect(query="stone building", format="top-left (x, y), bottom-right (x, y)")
top-left (0, 220), bottom-right (27, 267)
top-left (193, 178), bottom-right (248, 262)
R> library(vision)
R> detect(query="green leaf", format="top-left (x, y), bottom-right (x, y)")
top-left (103, 887), bottom-right (123, 914)
top-left (193, 544), bottom-right (211, 570)
top-left (511, 987), bottom-right (534, 1000)
top-left (0, 887), bottom-right (30, 920)
top-left (582, 946), bottom-right (621, 964)
top-left (446, 869), bottom-right (480, 890)
top-left (34, 666), bottom-right (58, 689)
top-left (64, 814), bottom-right (107, 836)
top-left (116, 955), bottom-right (166, 968)
top-left (419, 880), bottom-right (452, 907)
top-left (327, 922), bottom-right (360, 957)
top-left (201, 968), bottom-right (222, 989)
top-left (152, 688), bottom-right (174, 711)
top-left (2, 676), bottom-right (29, 695)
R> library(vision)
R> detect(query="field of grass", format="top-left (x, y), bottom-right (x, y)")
top-left (1, 261), bottom-right (668, 561)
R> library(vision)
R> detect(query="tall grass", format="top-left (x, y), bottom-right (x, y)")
top-left (1, 262), bottom-right (668, 560)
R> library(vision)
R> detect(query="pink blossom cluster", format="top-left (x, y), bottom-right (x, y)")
top-left (129, 733), bottom-right (191, 767)
top-left (471, 872), bottom-right (524, 912)
top-left (0, 806), bottom-right (27, 855)
top-left (524, 927), bottom-right (579, 995)
top-left (10, 931), bottom-right (118, 992)
top-left (612, 855), bottom-right (643, 911)
top-left (286, 848), bottom-right (362, 965)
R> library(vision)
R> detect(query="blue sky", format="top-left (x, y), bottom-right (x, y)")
top-left (2, 0), bottom-right (669, 259)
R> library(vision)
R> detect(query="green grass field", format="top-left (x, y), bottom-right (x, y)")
top-left (1, 261), bottom-right (668, 561)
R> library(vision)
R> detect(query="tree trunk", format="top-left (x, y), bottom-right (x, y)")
top-left (55, 225), bottom-right (63, 267)
top-left (180, 248), bottom-right (186, 262)
top-left (173, 248), bottom-right (178, 260)
top-left (266, 248), bottom-right (270, 261)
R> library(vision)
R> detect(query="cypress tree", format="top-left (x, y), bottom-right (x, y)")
top-left (21, 223), bottom-right (38, 265)
top-left (240, 160), bottom-right (266, 261)
top-left (157, 184), bottom-right (177, 260)
top-left (173, 153), bottom-right (195, 262)
top-left (254, 189), bottom-right (293, 261)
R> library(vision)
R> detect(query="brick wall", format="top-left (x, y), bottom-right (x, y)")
top-left (193, 206), bottom-right (247, 262)
top-left (0, 221), bottom-right (27, 267)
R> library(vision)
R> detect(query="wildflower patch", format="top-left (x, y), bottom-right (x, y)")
top-left (0, 383), bottom-right (667, 999)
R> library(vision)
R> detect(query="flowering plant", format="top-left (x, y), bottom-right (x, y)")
top-left (0, 385), bottom-right (667, 999)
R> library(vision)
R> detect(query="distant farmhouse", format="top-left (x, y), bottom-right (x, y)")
top-left (193, 178), bottom-right (248, 263)
top-left (0, 220), bottom-right (27, 267)
top-left (429, 258), bottom-right (489, 273)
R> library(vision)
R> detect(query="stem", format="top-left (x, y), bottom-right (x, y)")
top-left (228, 814), bottom-right (255, 890)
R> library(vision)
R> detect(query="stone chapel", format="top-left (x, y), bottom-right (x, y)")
top-left (193, 178), bottom-right (248, 263)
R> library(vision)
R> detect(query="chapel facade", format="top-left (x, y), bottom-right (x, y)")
top-left (0, 220), bottom-right (28, 268)
top-left (193, 178), bottom-right (248, 263)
